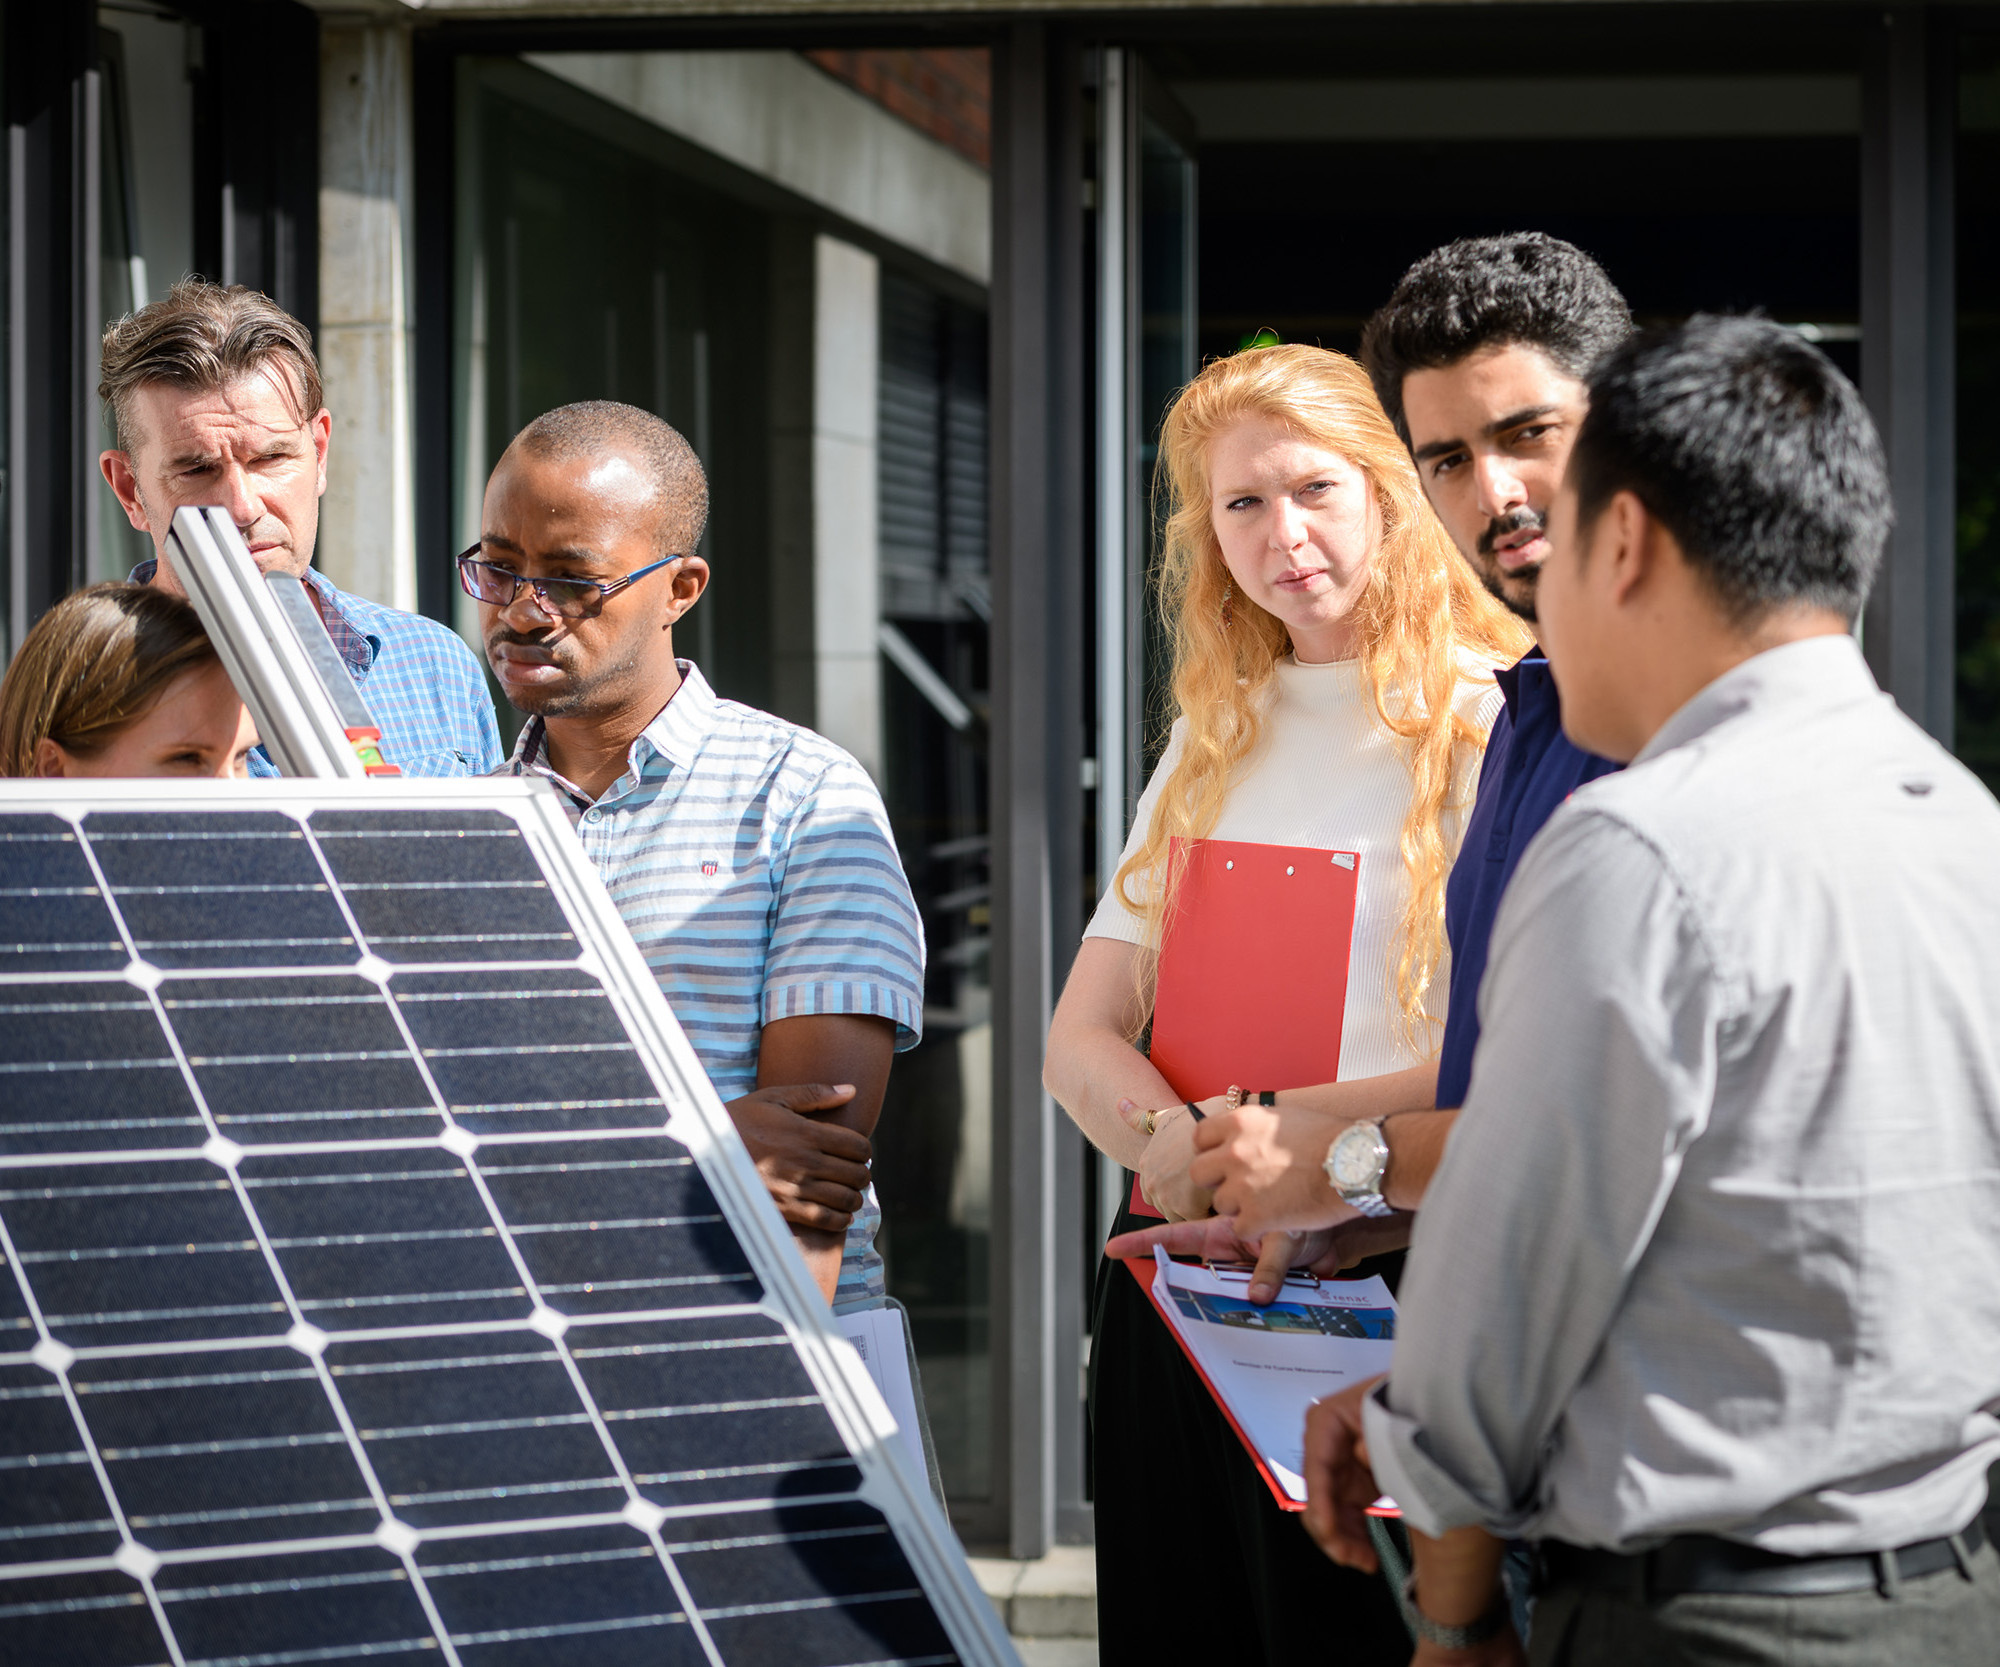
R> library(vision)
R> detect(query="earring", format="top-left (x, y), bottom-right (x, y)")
top-left (1220, 578), bottom-right (1235, 629)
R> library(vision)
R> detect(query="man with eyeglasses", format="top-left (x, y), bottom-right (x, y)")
top-left (467, 400), bottom-right (925, 1312)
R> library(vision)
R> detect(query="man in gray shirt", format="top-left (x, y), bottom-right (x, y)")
top-left (1309, 316), bottom-right (2000, 1663)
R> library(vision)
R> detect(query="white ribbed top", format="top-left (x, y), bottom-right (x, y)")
top-left (1085, 655), bottom-right (1504, 1081)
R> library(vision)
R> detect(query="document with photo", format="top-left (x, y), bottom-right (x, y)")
top-left (1146, 1245), bottom-right (1396, 1505)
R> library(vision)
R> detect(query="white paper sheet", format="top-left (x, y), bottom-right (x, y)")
top-left (836, 1305), bottom-right (929, 1484)
top-left (1150, 1246), bottom-right (1396, 1504)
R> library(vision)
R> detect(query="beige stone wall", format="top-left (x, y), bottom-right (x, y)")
top-left (317, 22), bottom-right (417, 612)
top-left (811, 234), bottom-right (883, 781)
top-left (523, 50), bottom-right (990, 284)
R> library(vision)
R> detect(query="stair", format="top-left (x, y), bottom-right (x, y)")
top-left (968, 1546), bottom-right (1097, 1665)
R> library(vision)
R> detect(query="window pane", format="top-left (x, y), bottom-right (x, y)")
top-left (1959, 33), bottom-right (2000, 789)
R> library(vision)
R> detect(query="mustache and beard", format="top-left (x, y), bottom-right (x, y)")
top-left (484, 625), bottom-right (645, 719)
top-left (1474, 507), bottom-right (1546, 624)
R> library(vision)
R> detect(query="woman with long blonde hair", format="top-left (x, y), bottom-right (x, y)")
top-left (1044, 344), bottom-right (1529, 1662)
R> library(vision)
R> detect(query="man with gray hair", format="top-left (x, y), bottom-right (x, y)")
top-left (99, 277), bottom-right (500, 776)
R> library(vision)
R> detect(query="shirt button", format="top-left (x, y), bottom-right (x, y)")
top-left (584, 809), bottom-right (602, 824)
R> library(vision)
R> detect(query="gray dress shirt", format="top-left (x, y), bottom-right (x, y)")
top-left (1364, 634), bottom-right (2000, 1554)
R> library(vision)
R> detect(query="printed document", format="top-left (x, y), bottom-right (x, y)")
top-left (1149, 1246), bottom-right (1395, 1505)
top-left (836, 1305), bottom-right (928, 1485)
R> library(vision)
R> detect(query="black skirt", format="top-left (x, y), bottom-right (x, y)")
top-left (1087, 1192), bottom-right (1410, 1667)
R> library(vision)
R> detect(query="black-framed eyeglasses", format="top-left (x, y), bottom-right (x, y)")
top-left (455, 545), bottom-right (683, 621)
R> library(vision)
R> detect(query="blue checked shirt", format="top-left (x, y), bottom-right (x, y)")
top-left (132, 560), bottom-right (501, 778)
top-left (493, 662), bottom-right (925, 1313)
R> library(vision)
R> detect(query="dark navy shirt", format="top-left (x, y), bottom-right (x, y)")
top-left (1436, 653), bottom-right (1621, 1107)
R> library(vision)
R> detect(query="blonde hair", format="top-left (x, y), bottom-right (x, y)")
top-left (0, 584), bottom-right (219, 776)
top-left (1115, 344), bottom-right (1532, 1047)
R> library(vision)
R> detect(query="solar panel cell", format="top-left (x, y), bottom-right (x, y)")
top-left (155, 1544), bottom-right (436, 1665)
top-left (0, 1569), bottom-right (168, 1666)
top-left (244, 1147), bottom-right (533, 1332)
top-left (4, 1160), bottom-right (290, 1347)
top-left (0, 1360), bottom-right (119, 1564)
top-left (313, 812), bottom-right (577, 964)
top-left (76, 1347), bottom-right (377, 1550)
top-left (167, 977), bottom-right (442, 1145)
top-left (330, 1332), bottom-right (628, 1530)
top-left (477, 1137), bottom-right (761, 1311)
top-left (0, 984), bottom-right (203, 1155)
top-left (0, 815), bottom-right (128, 974)
top-left (85, 812), bottom-right (358, 969)
top-left (413, 1032), bottom-right (668, 1135)
top-left (570, 1318), bottom-right (855, 1507)
top-left (417, 1525), bottom-right (705, 1667)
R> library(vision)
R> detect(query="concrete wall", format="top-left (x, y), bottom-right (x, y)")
top-left (317, 23), bottom-right (417, 611)
top-left (811, 235), bottom-right (883, 780)
top-left (768, 229), bottom-right (886, 779)
top-left (523, 50), bottom-right (989, 285)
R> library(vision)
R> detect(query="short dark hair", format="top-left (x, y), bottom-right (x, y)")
top-left (1570, 314), bottom-right (1890, 624)
top-left (509, 400), bottom-right (709, 557)
top-left (1360, 233), bottom-right (1632, 442)
top-left (99, 276), bottom-right (323, 451)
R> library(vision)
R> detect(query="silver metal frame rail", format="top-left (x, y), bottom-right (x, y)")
top-left (164, 505), bottom-right (390, 779)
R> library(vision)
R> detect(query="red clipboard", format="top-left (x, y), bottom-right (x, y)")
top-left (1130, 837), bottom-right (1359, 1219)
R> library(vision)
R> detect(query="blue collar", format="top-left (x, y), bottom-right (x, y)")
top-left (129, 556), bottom-right (379, 679)
top-left (1492, 647), bottom-right (1551, 719)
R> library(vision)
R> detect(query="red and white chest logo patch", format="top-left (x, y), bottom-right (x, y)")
top-left (700, 860), bottom-right (719, 877)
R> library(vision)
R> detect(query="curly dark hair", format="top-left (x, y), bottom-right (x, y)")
top-left (1360, 233), bottom-right (1632, 443)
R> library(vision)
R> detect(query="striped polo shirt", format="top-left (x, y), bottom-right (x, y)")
top-left (494, 661), bottom-right (924, 1312)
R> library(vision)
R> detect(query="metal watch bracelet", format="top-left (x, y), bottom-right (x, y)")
top-left (1400, 1575), bottom-right (1507, 1649)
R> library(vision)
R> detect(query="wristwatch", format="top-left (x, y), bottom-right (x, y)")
top-left (1401, 1575), bottom-right (1507, 1649)
top-left (1323, 1116), bottom-right (1396, 1218)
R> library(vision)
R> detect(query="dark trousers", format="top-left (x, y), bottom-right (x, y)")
top-left (1529, 1534), bottom-right (2000, 1667)
top-left (1088, 1245), bottom-right (1408, 1667)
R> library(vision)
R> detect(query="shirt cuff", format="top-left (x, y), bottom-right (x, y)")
top-left (1361, 1381), bottom-right (1502, 1541)
top-left (762, 980), bottom-right (923, 1051)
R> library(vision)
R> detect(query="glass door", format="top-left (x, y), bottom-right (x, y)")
top-left (1091, 50), bottom-right (1196, 1246)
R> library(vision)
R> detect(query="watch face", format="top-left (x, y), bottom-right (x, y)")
top-left (1329, 1125), bottom-right (1384, 1190)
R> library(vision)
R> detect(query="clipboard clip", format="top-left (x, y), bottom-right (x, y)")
top-left (1205, 1260), bottom-right (1321, 1290)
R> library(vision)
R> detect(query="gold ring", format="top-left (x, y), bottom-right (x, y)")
top-left (1138, 1108), bottom-right (1158, 1136)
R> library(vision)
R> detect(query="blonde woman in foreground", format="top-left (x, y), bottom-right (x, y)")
top-left (1043, 344), bottom-right (1529, 1664)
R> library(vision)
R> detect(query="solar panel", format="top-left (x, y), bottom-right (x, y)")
top-left (0, 777), bottom-right (1016, 1667)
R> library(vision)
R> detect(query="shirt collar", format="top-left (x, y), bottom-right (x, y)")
top-left (1633, 632), bottom-right (1877, 767)
top-left (1492, 646), bottom-right (1550, 719)
top-left (128, 556), bottom-right (379, 678)
top-left (296, 568), bottom-right (378, 679)
top-left (632, 660), bottom-right (717, 771)
top-left (505, 659), bottom-right (715, 805)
